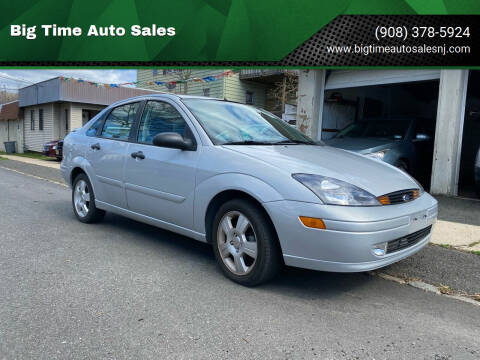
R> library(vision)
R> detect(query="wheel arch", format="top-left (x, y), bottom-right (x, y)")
top-left (203, 189), bottom-right (282, 256)
top-left (68, 156), bottom-right (95, 186)
top-left (70, 167), bottom-right (86, 185)
top-left (194, 173), bottom-right (283, 236)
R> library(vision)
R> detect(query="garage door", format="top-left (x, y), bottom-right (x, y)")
top-left (325, 70), bottom-right (441, 90)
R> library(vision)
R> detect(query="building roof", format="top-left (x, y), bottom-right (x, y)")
top-left (19, 77), bottom-right (164, 108)
top-left (0, 100), bottom-right (20, 120)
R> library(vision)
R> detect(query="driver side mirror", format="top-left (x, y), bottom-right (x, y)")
top-left (415, 133), bottom-right (431, 141)
top-left (153, 132), bottom-right (196, 151)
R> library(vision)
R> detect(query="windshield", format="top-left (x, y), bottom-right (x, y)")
top-left (182, 99), bottom-right (315, 145)
top-left (336, 120), bottom-right (411, 140)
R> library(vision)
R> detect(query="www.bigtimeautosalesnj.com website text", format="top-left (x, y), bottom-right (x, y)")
top-left (326, 44), bottom-right (470, 56)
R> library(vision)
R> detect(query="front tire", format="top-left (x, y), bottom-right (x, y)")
top-left (72, 173), bottom-right (105, 223)
top-left (211, 199), bottom-right (282, 286)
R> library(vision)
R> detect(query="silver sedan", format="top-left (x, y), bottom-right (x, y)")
top-left (61, 94), bottom-right (437, 286)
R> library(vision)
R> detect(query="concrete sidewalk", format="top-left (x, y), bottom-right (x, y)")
top-left (0, 154), bottom-right (60, 169)
top-left (433, 196), bottom-right (480, 252)
top-left (1, 154), bottom-right (479, 252)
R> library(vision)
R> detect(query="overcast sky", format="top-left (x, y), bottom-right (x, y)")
top-left (0, 69), bottom-right (137, 92)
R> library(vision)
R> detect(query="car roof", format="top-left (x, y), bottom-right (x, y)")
top-left (107, 93), bottom-right (228, 108)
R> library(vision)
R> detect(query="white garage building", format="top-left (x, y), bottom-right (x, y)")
top-left (296, 69), bottom-right (479, 198)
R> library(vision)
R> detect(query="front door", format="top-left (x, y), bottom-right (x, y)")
top-left (59, 108), bottom-right (68, 139)
top-left (124, 100), bottom-right (199, 230)
top-left (87, 102), bottom-right (141, 209)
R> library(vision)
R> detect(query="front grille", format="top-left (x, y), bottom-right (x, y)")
top-left (378, 189), bottom-right (419, 205)
top-left (386, 225), bottom-right (432, 254)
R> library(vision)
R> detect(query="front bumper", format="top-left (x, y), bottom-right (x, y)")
top-left (264, 193), bottom-right (438, 272)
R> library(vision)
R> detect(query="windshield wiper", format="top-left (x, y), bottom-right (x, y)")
top-left (221, 140), bottom-right (274, 145)
top-left (272, 139), bottom-right (314, 145)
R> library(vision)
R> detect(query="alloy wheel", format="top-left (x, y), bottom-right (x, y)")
top-left (73, 179), bottom-right (91, 218)
top-left (217, 211), bottom-right (258, 275)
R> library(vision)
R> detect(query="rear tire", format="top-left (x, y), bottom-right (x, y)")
top-left (72, 173), bottom-right (105, 223)
top-left (211, 199), bottom-right (282, 286)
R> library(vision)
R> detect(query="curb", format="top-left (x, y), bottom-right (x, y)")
top-left (370, 271), bottom-right (480, 307)
top-left (0, 165), bottom-right (68, 188)
top-left (0, 154), bottom-right (61, 169)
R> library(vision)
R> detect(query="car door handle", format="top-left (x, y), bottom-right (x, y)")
top-left (131, 151), bottom-right (145, 160)
top-left (91, 143), bottom-right (101, 150)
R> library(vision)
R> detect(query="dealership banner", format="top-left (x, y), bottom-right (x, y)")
top-left (0, 0), bottom-right (480, 66)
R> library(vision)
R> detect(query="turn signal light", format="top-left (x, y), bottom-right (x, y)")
top-left (377, 195), bottom-right (391, 205)
top-left (299, 216), bottom-right (326, 229)
top-left (412, 190), bottom-right (419, 199)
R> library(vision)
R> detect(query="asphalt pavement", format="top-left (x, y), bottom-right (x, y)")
top-left (1, 157), bottom-right (479, 294)
top-left (0, 162), bottom-right (480, 359)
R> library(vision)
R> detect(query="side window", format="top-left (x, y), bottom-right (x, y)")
top-left (30, 110), bottom-right (35, 130)
top-left (65, 109), bottom-right (69, 131)
top-left (86, 117), bottom-right (103, 137)
top-left (101, 102), bottom-right (140, 140)
top-left (246, 91), bottom-right (254, 105)
top-left (39, 109), bottom-right (44, 131)
top-left (137, 101), bottom-right (188, 144)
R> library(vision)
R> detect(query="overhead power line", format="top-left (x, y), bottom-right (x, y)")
top-left (0, 73), bottom-right (35, 84)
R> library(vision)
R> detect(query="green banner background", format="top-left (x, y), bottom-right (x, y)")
top-left (1, 0), bottom-right (479, 62)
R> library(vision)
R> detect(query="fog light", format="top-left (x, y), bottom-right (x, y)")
top-left (372, 242), bottom-right (388, 256)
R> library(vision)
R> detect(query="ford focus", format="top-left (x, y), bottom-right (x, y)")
top-left (61, 94), bottom-right (438, 286)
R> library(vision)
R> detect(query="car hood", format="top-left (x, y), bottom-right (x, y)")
top-left (324, 137), bottom-right (397, 153)
top-left (222, 144), bottom-right (417, 197)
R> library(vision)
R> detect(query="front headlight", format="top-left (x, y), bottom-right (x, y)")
top-left (367, 149), bottom-right (389, 160)
top-left (292, 174), bottom-right (381, 206)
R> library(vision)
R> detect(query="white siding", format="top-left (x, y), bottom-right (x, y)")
top-left (137, 70), bottom-right (270, 108)
top-left (70, 103), bottom-right (105, 130)
top-left (137, 69), bottom-right (226, 98)
top-left (23, 104), bottom-right (55, 152)
top-left (224, 73), bottom-right (268, 107)
top-left (23, 102), bottom-right (106, 152)
top-left (0, 119), bottom-right (23, 153)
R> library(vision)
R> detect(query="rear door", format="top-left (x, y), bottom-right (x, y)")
top-left (124, 99), bottom-right (199, 230)
top-left (86, 101), bottom-right (141, 209)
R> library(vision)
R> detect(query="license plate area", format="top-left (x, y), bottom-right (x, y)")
top-left (410, 210), bottom-right (429, 231)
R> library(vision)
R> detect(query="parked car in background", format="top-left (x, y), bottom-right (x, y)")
top-left (324, 118), bottom-right (435, 183)
top-left (475, 146), bottom-right (480, 198)
top-left (61, 95), bottom-right (437, 286)
top-left (55, 139), bottom-right (64, 160)
top-left (43, 139), bottom-right (63, 160)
